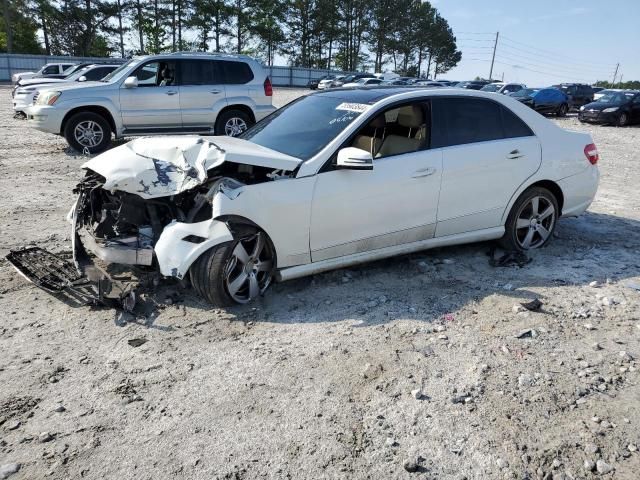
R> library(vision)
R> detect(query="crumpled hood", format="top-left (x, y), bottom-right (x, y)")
top-left (82, 136), bottom-right (302, 199)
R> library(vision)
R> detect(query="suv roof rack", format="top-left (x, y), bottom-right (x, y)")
top-left (152, 51), bottom-right (256, 61)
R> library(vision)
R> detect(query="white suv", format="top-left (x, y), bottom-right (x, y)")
top-left (26, 52), bottom-right (276, 153)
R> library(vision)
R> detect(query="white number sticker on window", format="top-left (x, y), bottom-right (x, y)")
top-left (336, 102), bottom-right (370, 113)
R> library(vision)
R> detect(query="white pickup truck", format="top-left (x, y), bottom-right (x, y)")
top-left (11, 62), bottom-right (77, 83)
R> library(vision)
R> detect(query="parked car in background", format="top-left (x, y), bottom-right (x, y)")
top-left (457, 80), bottom-right (492, 90)
top-left (579, 90), bottom-right (640, 127)
top-left (552, 83), bottom-right (594, 110)
top-left (512, 87), bottom-right (570, 116)
top-left (591, 87), bottom-right (605, 94)
top-left (307, 79), bottom-right (320, 89)
top-left (415, 80), bottom-right (446, 87)
top-left (593, 88), bottom-right (622, 101)
top-left (317, 75), bottom-right (337, 90)
top-left (382, 79), bottom-right (410, 86)
top-left (342, 77), bottom-right (384, 87)
top-left (374, 72), bottom-right (400, 81)
top-left (333, 74), bottom-right (374, 88)
top-left (481, 82), bottom-right (526, 94)
top-left (11, 87), bottom-right (599, 307)
top-left (12, 62), bottom-right (77, 83)
top-left (13, 64), bottom-right (120, 115)
top-left (26, 52), bottom-right (276, 153)
top-left (436, 80), bottom-right (460, 86)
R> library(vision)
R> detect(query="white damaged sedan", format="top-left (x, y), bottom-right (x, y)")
top-left (8, 87), bottom-right (599, 306)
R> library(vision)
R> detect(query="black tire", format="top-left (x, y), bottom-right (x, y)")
top-left (617, 112), bottom-right (628, 127)
top-left (214, 109), bottom-right (253, 137)
top-left (190, 241), bottom-right (237, 306)
top-left (556, 103), bottom-right (568, 117)
top-left (63, 111), bottom-right (112, 153)
top-left (190, 229), bottom-right (275, 306)
top-left (499, 187), bottom-right (559, 252)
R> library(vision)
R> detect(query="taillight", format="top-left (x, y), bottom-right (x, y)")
top-left (264, 77), bottom-right (273, 97)
top-left (584, 143), bottom-right (599, 165)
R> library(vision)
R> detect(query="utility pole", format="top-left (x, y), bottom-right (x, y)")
top-left (489, 31), bottom-right (499, 80)
top-left (612, 63), bottom-right (619, 84)
top-left (618, 74), bottom-right (623, 88)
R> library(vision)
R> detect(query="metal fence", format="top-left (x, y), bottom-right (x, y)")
top-left (265, 65), bottom-right (356, 87)
top-left (0, 54), bottom-right (127, 81)
top-left (0, 53), bottom-right (354, 86)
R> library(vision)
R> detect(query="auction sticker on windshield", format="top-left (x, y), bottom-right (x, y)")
top-left (336, 102), bottom-right (370, 113)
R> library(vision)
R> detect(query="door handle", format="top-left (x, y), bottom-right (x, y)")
top-left (165, 90), bottom-right (178, 96)
top-left (507, 149), bottom-right (524, 159)
top-left (210, 89), bottom-right (222, 94)
top-left (412, 167), bottom-right (436, 178)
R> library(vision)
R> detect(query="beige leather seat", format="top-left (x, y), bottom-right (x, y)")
top-left (352, 115), bottom-right (386, 157)
top-left (376, 105), bottom-right (425, 158)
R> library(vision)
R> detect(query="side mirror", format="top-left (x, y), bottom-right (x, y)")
top-left (123, 76), bottom-right (138, 89)
top-left (336, 147), bottom-right (373, 170)
top-left (78, 75), bottom-right (87, 82)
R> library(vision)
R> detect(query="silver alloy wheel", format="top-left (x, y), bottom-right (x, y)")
top-left (514, 195), bottom-right (556, 249)
top-left (74, 120), bottom-right (104, 148)
top-left (224, 117), bottom-right (248, 136)
top-left (224, 232), bottom-right (273, 303)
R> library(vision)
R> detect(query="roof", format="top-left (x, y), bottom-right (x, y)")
top-left (311, 86), bottom-right (445, 104)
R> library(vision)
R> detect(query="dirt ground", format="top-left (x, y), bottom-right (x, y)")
top-left (0, 87), bottom-right (639, 480)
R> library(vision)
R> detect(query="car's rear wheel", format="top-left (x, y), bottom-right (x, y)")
top-left (64, 111), bottom-right (112, 153)
top-left (190, 230), bottom-right (275, 306)
top-left (556, 103), bottom-right (568, 117)
top-left (215, 109), bottom-right (253, 137)
top-left (617, 112), bottom-right (628, 127)
top-left (500, 187), bottom-right (559, 252)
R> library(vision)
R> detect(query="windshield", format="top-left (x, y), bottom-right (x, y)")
top-left (512, 88), bottom-right (538, 97)
top-left (596, 92), bottom-right (627, 104)
top-left (241, 95), bottom-right (367, 160)
top-left (100, 59), bottom-right (138, 82)
top-left (62, 65), bottom-right (85, 77)
top-left (65, 67), bottom-right (92, 82)
top-left (481, 84), bottom-right (501, 92)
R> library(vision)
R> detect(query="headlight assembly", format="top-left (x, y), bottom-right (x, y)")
top-left (602, 107), bottom-right (619, 113)
top-left (36, 91), bottom-right (62, 106)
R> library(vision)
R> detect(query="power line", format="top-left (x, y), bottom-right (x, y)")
top-left (494, 52), bottom-right (606, 80)
top-left (497, 43), bottom-right (615, 76)
top-left (492, 60), bottom-right (591, 83)
top-left (499, 35), bottom-right (617, 68)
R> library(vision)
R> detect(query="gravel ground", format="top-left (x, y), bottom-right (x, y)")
top-left (0, 87), bottom-right (639, 480)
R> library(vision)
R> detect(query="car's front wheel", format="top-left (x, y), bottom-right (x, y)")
top-left (617, 112), bottom-right (628, 127)
top-left (215, 109), bottom-right (253, 137)
top-left (556, 103), bottom-right (568, 117)
top-left (64, 111), bottom-right (112, 153)
top-left (190, 230), bottom-right (275, 306)
top-left (500, 187), bottom-right (559, 252)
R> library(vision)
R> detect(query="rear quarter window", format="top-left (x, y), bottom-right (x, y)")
top-left (220, 61), bottom-right (254, 84)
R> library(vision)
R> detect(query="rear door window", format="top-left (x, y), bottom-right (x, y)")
top-left (220, 60), bottom-right (254, 84)
top-left (180, 59), bottom-right (220, 85)
top-left (432, 97), bottom-right (532, 147)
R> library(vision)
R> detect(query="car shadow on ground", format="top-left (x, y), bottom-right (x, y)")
top-left (152, 211), bottom-right (640, 328)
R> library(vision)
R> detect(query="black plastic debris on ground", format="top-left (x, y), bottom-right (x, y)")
top-left (488, 246), bottom-right (532, 268)
top-left (520, 298), bottom-right (543, 311)
top-left (127, 338), bottom-right (148, 348)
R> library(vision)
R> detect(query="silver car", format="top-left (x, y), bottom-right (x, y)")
top-left (26, 52), bottom-right (276, 153)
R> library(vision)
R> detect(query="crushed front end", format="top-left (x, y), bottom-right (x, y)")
top-left (6, 136), bottom-right (301, 309)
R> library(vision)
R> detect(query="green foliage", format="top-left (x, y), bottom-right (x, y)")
top-left (0, 0), bottom-right (42, 53)
top-left (594, 79), bottom-right (640, 90)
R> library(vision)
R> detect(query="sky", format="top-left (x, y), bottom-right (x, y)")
top-left (432, 0), bottom-right (640, 85)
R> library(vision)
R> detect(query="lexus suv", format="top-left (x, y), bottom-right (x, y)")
top-left (26, 52), bottom-right (276, 153)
